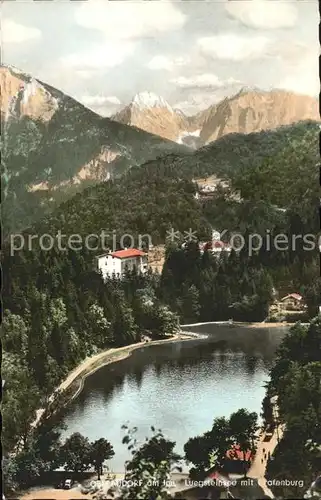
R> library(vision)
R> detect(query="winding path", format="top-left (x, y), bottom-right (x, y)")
top-left (32, 333), bottom-right (196, 429)
top-left (248, 425), bottom-right (284, 498)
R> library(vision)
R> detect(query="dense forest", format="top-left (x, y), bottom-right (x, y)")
top-left (130, 119), bottom-right (318, 181)
top-left (2, 254), bottom-right (181, 454)
top-left (3, 118), bottom-right (320, 496)
top-left (29, 119), bottom-right (318, 244)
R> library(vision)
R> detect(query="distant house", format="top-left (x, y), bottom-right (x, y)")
top-left (201, 184), bottom-right (216, 193)
top-left (280, 293), bottom-right (305, 311)
top-left (95, 248), bottom-right (148, 280)
top-left (201, 240), bottom-right (231, 256)
top-left (212, 240), bottom-right (231, 255)
top-left (212, 230), bottom-right (221, 241)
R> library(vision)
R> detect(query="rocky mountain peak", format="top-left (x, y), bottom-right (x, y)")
top-left (199, 89), bottom-right (319, 145)
top-left (1, 64), bottom-right (59, 122)
top-left (132, 91), bottom-right (173, 112)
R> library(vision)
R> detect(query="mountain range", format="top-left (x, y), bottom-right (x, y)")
top-left (113, 88), bottom-right (318, 146)
top-left (1, 65), bottom-right (189, 234)
top-left (1, 65), bottom-right (188, 185)
top-left (112, 91), bottom-right (207, 148)
top-left (1, 64), bottom-right (319, 235)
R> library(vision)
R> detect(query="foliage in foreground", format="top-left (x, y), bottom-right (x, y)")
top-left (264, 318), bottom-right (321, 498)
top-left (120, 426), bottom-right (181, 500)
top-left (3, 427), bottom-right (115, 492)
top-left (184, 409), bottom-right (258, 478)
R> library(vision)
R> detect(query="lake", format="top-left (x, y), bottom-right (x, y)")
top-left (60, 324), bottom-right (287, 472)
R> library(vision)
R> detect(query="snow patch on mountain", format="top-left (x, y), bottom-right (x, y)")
top-left (21, 79), bottom-right (59, 111)
top-left (132, 91), bottom-right (173, 112)
top-left (174, 108), bottom-right (187, 117)
top-left (177, 129), bottom-right (201, 144)
top-left (3, 64), bottom-right (28, 78)
top-left (21, 79), bottom-right (40, 105)
top-left (5, 94), bottom-right (19, 121)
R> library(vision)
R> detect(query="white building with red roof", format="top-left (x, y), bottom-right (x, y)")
top-left (200, 240), bottom-right (231, 255)
top-left (199, 229), bottom-right (231, 256)
top-left (96, 248), bottom-right (148, 279)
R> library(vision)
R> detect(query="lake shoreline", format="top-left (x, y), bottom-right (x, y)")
top-left (35, 321), bottom-right (292, 426)
top-left (60, 333), bottom-right (198, 403)
top-left (182, 321), bottom-right (294, 328)
top-left (238, 321), bottom-right (294, 328)
top-left (34, 332), bottom-right (197, 427)
top-left (19, 323), bottom-right (287, 498)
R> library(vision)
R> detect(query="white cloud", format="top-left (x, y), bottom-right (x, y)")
top-left (225, 0), bottom-right (298, 29)
top-left (265, 40), bottom-right (312, 64)
top-left (171, 74), bottom-right (223, 89)
top-left (197, 33), bottom-right (270, 60)
top-left (171, 73), bottom-right (241, 89)
top-left (75, 70), bottom-right (95, 80)
top-left (77, 94), bottom-right (122, 116)
top-left (147, 55), bottom-right (189, 71)
top-left (226, 77), bottom-right (243, 86)
top-left (276, 55), bottom-right (319, 97)
top-left (174, 94), bottom-right (221, 115)
top-left (104, 96), bottom-right (121, 106)
top-left (75, 1), bottom-right (186, 39)
top-left (2, 19), bottom-right (42, 44)
top-left (80, 95), bottom-right (121, 106)
top-left (60, 41), bottom-right (135, 69)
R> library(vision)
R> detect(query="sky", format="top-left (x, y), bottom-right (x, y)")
top-left (2, 0), bottom-right (319, 116)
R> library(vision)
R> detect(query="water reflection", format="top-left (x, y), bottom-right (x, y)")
top-left (133, 366), bottom-right (143, 388)
top-left (61, 326), bottom-right (287, 472)
top-left (154, 362), bottom-right (162, 378)
top-left (245, 355), bottom-right (259, 375)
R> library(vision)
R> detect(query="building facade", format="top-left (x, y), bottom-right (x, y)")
top-left (96, 248), bottom-right (148, 279)
top-left (200, 230), bottom-right (231, 256)
top-left (280, 293), bottom-right (304, 311)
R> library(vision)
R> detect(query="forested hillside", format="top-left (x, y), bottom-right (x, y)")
top-left (34, 165), bottom-right (210, 246)
top-left (2, 109), bottom-right (318, 238)
top-left (143, 120), bottom-right (318, 181)
top-left (1, 65), bottom-right (189, 236)
top-left (203, 120), bottom-right (319, 235)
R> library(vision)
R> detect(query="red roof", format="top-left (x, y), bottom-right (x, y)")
top-left (213, 241), bottom-right (226, 248)
top-left (206, 471), bottom-right (230, 485)
top-left (226, 445), bottom-right (253, 461)
top-left (201, 241), bottom-right (229, 250)
top-left (281, 293), bottom-right (302, 301)
top-left (207, 471), bottom-right (219, 480)
top-left (111, 248), bottom-right (146, 259)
